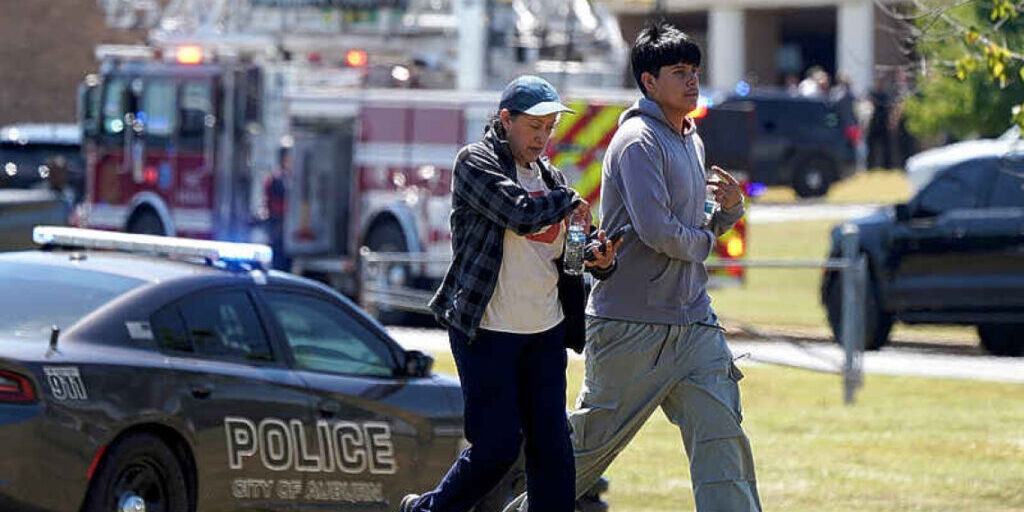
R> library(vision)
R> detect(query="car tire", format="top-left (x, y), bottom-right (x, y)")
top-left (127, 210), bottom-right (165, 236)
top-left (824, 272), bottom-right (892, 351)
top-left (792, 156), bottom-right (835, 198)
top-left (977, 324), bottom-right (1024, 357)
top-left (364, 220), bottom-right (414, 325)
top-left (82, 433), bottom-right (190, 512)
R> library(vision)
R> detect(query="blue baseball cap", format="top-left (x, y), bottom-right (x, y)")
top-left (499, 75), bottom-right (576, 116)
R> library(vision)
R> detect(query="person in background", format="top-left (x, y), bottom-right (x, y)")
top-left (799, 65), bottom-right (829, 97)
top-left (401, 75), bottom-right (618, 512)
top-left (42, 155), bottom-right (75, 219)
top-left (263, 145), bottom-right (291, 271)
top-left (868, 77), bottom-right (894, 170)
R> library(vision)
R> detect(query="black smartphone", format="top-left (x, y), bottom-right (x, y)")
top-left (608, 224), bottom-right (633, 244)
top-left (584, 224), bottom-right (632, 262)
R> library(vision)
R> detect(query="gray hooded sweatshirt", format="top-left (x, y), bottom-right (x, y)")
top-left (586, 97), bottom-right (744, 326)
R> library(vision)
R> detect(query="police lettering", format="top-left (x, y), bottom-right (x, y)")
top-left (224, 417), bottom-right (396, 474)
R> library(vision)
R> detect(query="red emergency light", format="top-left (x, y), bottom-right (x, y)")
top-left (176, 46), bottom-right (203, 65)
top-left (726, 234), bottom-right (745, 258)
top-left (345, 49), bottom-right (368, 67)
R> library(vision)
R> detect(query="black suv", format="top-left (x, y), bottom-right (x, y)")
top-left (820, 146), bottom-right (1024, 356)
top-left (704, 91), bottom-right (861, 198)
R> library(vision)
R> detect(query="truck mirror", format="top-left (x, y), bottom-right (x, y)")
top-left (77, 78), bottom-right (100, 137)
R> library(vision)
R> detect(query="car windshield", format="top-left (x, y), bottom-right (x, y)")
top-left (0, 144), bottom-right (82, 188)
top-left (0, 261), bottom-right (145, 340)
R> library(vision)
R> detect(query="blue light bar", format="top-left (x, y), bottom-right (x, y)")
top-left (32, 226), bottom-right (273, 267)
top-left (745, 182), bottom-right (767, 197)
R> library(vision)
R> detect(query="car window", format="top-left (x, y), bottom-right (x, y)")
top-left (178, 290), bottom-right (274, 362)
top-left (0, 144), bottom-right (81, 188)
top-left (263, 290), bottom-right (395, 377)
top-left (180, 80), bottom-right (212, 144)
top-left (149, 305), bottom-right (194, 353)
top-left (755, 100), bottom-right (786, 128)
top-left (0, 261), bottom-right (144, 340)
top-left (102, 77), bottom-right (128, 136)
top-left (141, 79), bottom-right (177, 139)
top-left (915, 159), bottom-right (994, 215)
top-left (990, 161), bottom-right (1024, 208)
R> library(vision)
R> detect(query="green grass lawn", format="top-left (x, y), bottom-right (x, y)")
top-left (712, 218), bottom-right (978, 344)
top-left (429, 355), bottom-right (1024, 512)
top-left (755, 169), bottom-right (913, 205)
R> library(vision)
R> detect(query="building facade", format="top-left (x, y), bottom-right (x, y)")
top-left (0, 2), bottom-right (146, 126)
top-left (603, 0), bottom-right (912, 96)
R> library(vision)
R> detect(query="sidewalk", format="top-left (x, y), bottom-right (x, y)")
top-left (387, 327), bottom-right (1024, 384)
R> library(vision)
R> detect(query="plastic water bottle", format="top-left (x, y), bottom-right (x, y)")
top-left (564, 211), bottom-right (587, 276)
top-left (704, 184), bottom-right (720, 226)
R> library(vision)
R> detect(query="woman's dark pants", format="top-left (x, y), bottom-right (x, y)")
top-left (408, 323), bottom-right (574, 512)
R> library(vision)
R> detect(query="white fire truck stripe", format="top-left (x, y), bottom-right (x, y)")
top-left (354, 143), bottom-right (459, 168)
top-left (87, 204), bottom-right (129, 230)
top-left (173, 209), bottom-right (214, 234)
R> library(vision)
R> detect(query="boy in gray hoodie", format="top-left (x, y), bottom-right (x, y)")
top-left (504, 21), bottom-right (762, 512)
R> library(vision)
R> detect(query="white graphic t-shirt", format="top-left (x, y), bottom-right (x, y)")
top-left (480, 162), bottom-right (566, 333)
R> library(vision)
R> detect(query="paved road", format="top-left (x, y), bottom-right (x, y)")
top-left (387, 327), bottom-right (1024, 384)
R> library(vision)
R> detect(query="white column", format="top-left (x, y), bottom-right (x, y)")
top-left (455, 0), bottom-right (486, 90)
top-left (709, 7), bottom-right (746, 92)
top-left (838, 0), bottom-right (875, 96)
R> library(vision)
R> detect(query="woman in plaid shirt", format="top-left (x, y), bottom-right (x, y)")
top-left (400, 76), bottom-right (618, 512)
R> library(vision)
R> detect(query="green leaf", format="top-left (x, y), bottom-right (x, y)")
top-left (992, 59), bottom-right (1006, 79)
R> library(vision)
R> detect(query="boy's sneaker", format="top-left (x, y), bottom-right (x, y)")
top-left (576, 476), bottom-right (610, 512)
top-left (575, 495), bottom-right (609, 512)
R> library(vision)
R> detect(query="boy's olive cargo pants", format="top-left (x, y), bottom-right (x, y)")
top-left (504, 314), bottom-right (762, 512)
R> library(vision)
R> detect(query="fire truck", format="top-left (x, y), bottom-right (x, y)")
top-left (77, 1), bottom-right (747, 306)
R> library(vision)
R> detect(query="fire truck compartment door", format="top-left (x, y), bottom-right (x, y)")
top-left (286, 123), bottom-right (355, 256)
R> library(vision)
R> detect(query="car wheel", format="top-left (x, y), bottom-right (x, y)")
top-left (824, 272), bottom-right (892, 351)
top-left (127, 210), bottom-right (165, 236)
top-left (364, 220), bottom-right (414, 325)
top-left (83, 433), bottom-right (189, 512)
top-left (792, 156), bottom-right (835, 198)
top-left (977, 324), bottom-right (1024, 357)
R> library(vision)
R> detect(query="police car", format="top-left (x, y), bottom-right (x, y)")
top-left (0, 227), bottom-right (514, 512)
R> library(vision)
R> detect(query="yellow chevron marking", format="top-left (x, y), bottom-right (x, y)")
top-left (572, 160), bottom-right (604, 198)
top-left (552, 151), bottom-right (579, 169)
top-left (572, 105), bottom-right (623, 148)
top-left (554, 100), bottom-right (589, 139)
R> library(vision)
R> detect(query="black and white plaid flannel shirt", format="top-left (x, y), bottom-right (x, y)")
top-left (429, 123), bottom-right (586, 339)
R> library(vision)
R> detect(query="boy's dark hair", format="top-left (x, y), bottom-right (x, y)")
top-left (631, 21), bottom-right (702, 96)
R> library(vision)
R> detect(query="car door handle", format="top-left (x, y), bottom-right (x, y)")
top-left (191, 384), bottom-right (213, 399)
top-left (318, 400), bottom-right (341, 418)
